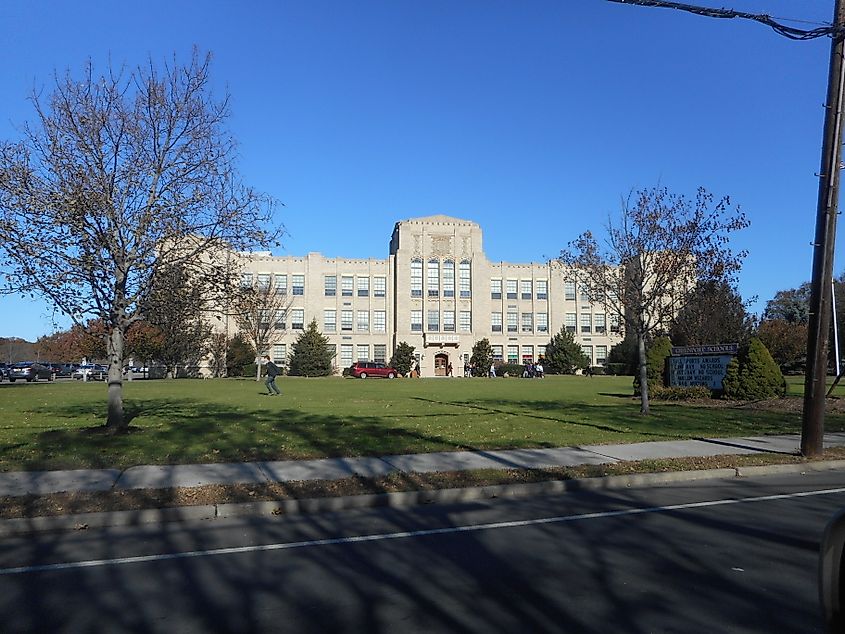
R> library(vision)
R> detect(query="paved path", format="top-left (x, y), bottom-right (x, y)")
top-left (2, 432), bottom-right (844, 498)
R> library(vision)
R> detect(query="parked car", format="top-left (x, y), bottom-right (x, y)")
top-left (72, 364), bottom-right (109, 381)
top-left (54, 363), bottom-right (79, 377)
top-left (8, 362), bottom-right (54, 382)
top-left (0, 362), bottom-right (8, 381)
top-left (350, 361), bottom-right (398, 379)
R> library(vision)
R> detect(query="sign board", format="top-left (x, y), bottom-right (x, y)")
top-left (424, 333), bottom-right (460, 345)
top-left (668, 355), bottom-right (733, 390)
top-left (671, 344), bottom-right (738, 356)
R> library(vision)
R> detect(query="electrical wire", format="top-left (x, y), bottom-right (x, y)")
top-left (607, 0), bottom-right (843, 40)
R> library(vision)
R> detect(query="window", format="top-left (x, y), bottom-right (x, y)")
top-left (536, 279), bottom-right (548, 300)
top-left (357, 345), bottom-right (369, 362)
top-left (580, 285), bottom-right (590, 303)
top-left (596, 345), bottom-right (608, 366)
top-left (373, 344), bottom-right (387, 363)
top-left (292, 274), bottom-right (305, 296)
top-left (324, 275), bottom-right (337, 297)
top-left (581, 313), bottom-right (592, 334)
top-left (341, 276), bottom-right (354, 297)
top-left (341, 344), bottom-right (353, 368)
top-left (610, 314), bottom-right (620, 333)
top-left (521, 280), bottom-right (532, 300)
top-left (341, 310), bottom-right (353, 332)
top-left (522, 346), bottom-right (533, 363)
top-left (507, 311), bottom-right (518, 333)
top-left (491, 279), bottom-right (502, 300)
top-left (507, 346), bottom-right (519, 363)
top-left (492, 345), bottom-right (504, 362)
top-left (324, 309), bottom-right (336, 332)
top-left (327, 344), bottom-right (336, 366)
top-left (443, 260), bottom-right (455, 298)
top-left (443, 310), bottom-right (455, 332)
top-left (357, 310), bottom-right (369, 332)
top-left (373, 276), bottom-right (386, 298)
top-left (291, 308), bottom-right (304, 330)
top-left (582, 345), bottom-right (593, 365)
top-left (460, 261), bottom-right (471, 298)
top-left (459, 311), bottom-right (472, 333)
top-left (410, 260), bottom-right (423, 297)
top-left (491, 312), bottom-right (502, 333)
top-left (357, 276), bottom-right (369, 297)
top-left (537, 345), bottom-right (546, 359)
top-left (272, 344), bottom-right (286, 365)
top-left (521, 312), bottom-right (533, 333)
top-left (564, 281), bottom-right (576, 301)
top-left (506, 279), bottom-right (518, 300)
top-left (274, 274), bottom-right (287, 295)
top-left (427, 310), bottom-right (440, 331)
top-left (259, 309), bottom-right (270, 327)
top-left (536, 312), bottom-right (548, 333)
top-left (594, 313), bottom-right (606, 334)
top-left (427, 259), bottom-right (439, 297)
top-left (240, 272), bottom-right (253, 288)
top-left (257, 273), bottom-right (271, 291)
top-left (411, 310), bottom-right (423, 332)
top-left (274, 309), bottom-right (286, 330)
top-left (373, 310), bottom-right (386, 333)
top-left (565, 312), bottom-right (577, 333)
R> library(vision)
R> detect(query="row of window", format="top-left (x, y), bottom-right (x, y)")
top-left (270, 343), bottom-right (389, 367)
top-left (564, 313), bottom-right (620, 334)
top-left (410, 260), bottom-right (472, 298)
top-left (489, 279), bottom-right (549, 301)
top-left (242, 273), bottom-right (389, 299)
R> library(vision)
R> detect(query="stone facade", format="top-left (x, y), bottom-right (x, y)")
top-left (226, 214), bottom-right (621, 376)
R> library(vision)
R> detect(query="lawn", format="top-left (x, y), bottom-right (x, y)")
top-left (0, 374), bottom-right (842, 471)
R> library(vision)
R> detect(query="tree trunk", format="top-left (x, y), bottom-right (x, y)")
top-left (106, 327), bottom-right (126, 430)
top-left (637, 331), bottom-right (650, 415)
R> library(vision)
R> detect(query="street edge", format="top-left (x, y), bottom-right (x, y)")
top-left (3, 460), bottom-right (845, 537)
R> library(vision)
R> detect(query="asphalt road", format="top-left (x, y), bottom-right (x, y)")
top-left (2, 471), bottom-right (845, 633)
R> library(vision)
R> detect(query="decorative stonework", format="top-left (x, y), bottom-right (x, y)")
top-left (413, 234), bottom-right (422, 256)
top-left (430, 235), bottom-right (453, 257)
top-left (462, 236), bottom-right (470, 257)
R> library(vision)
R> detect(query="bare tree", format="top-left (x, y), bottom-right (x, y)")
top-left (561, 186), bottom-right (748, 414)
top-left (0, 50), bottom-right (282, 430)
top-left (230, 279), bottom-right (294, 380)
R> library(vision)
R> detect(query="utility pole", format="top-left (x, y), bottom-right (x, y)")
top-left (802, 0), bottom-right (845, 457)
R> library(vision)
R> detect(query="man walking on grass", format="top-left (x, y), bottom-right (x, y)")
top-left (262, 355), bottom-right (281, 396)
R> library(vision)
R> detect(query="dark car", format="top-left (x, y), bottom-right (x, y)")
top-left (8, 362), bottom-right (54, 382)
top-left (49, 363), bottom-right (78, 377)
top-left (0, 362), bottom-right (8, 381)
top-left (72, 364), bottom-right (109, 381)
top-left (350, 361), bottom-right (398, 379)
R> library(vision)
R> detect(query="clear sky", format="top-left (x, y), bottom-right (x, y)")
top-left (0, 0), bottom-right (840, 340)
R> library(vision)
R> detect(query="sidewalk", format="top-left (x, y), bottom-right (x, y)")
top-left (3, 432), bottom-right (845, 498)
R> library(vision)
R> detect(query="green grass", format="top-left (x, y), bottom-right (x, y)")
top-left (0, 374), bottom-right (843, 472)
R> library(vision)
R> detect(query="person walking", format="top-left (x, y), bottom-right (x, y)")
top-left (262, 355), bottom-right (281, 395)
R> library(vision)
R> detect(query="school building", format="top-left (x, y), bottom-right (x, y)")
top-left (228, 214), bottom-right (623, 376)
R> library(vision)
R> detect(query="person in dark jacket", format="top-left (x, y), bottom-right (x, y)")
top-left (262, 355), bottom-right (281, 395)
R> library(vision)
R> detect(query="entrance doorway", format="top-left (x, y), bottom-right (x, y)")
top-left (434, 353), bottom-right (448, 377)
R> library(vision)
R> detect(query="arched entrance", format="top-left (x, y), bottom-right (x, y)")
top-left (434, 352), bottom-right (449, 377)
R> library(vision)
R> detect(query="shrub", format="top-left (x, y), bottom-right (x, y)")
top-left (497, 363), bottom-right (524, 377)
top-left (605, 363), bottom-right (625, 376)
top-left (651, 385), bottom-right (712, 401)
top-left (544, 327), bottom-right (589, 374)
top-left (721, 338), bottom-right (786, 400)
top-left (589, 366), bottom-right (605, 376)
top-left (390, 342), bottom-right (415, 376)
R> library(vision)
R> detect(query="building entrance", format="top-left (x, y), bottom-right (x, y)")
top-left (434, 353), bottom-right (448, 377)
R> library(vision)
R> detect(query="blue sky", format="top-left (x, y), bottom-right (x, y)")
top-left (0, 0), bottom-right (839, 340)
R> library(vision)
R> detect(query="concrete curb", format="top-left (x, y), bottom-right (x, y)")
top-left (2, 462), bottom-right (843, 538)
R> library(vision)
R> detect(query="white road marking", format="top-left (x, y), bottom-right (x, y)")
top-left (3, 486), bottom-right (845, 576)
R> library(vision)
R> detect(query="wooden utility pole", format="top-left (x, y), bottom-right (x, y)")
top-left (802, 0), bottom-right (845, 457)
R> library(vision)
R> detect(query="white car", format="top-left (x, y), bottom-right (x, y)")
top-left (72, 364), bottom-right (108, 381)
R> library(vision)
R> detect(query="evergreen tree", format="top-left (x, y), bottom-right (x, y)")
top-left (470, 338), bottom-right (493, 377)
top-left (288, 319), bottom-right (334, 377)
top-left (226, 333), bottom-right (255, 377)
top-left (607, 334), bottom-right (638, 375)
top-left (669, 280), bottom-right (754, 346)
top-left (544, 327), bottom-right (589, 375)
top-left (722, 337), bottom-right (786, 400)
top-left (390, 341), bottom-right (416, 376)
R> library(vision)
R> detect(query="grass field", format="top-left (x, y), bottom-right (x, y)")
top-left (0, 374), bottom-right (842, 472)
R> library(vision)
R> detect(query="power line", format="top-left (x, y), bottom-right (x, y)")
top-left (607, 0), bottom-right (842, 40)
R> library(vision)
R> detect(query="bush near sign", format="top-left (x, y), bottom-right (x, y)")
top-left (668, 343), bottom-right (738, 391)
